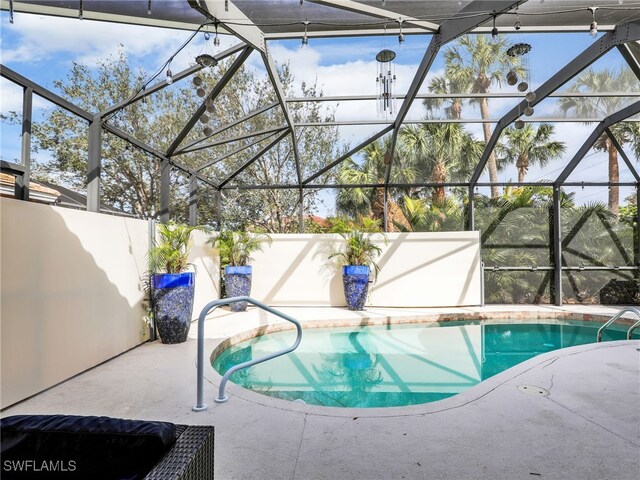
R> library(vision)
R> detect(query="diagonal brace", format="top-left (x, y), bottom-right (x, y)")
top-left (262, 51), bottom-right (303, 187)
top-left (195, 130), bottom-right (282, 173)
top-left (303, 125), bottom-right (394, 185)
top-left (605, 127), bottom-right (640, 182)
top-left (166, 46), bottom-right (253, 157)
top-left (555, 100), bottom-right (640, 185)
top-left (470, 21), bottom-right (640, 187)
top-left (178, 126), bottom-right (288, 156)
top-left (219, 131), bottom-right (290, 188)
top-left (174, 101), bottom-right (279, 154)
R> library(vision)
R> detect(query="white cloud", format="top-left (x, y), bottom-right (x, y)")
top-left (267, 42), bottom-right (440, 142)
top-left (2, 13), bottom-right (188, 65)
top-left (0, 79), bottom-right (53, 114)
top-left (0, 80), bottom-right (25, 114)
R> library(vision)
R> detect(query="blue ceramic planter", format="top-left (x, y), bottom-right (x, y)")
top-left (151, 272), bottom-right (195, 344)
top-left (225, 265), bottom-right (252, 312)
top-left (342, 265), bottom-right (370, 311)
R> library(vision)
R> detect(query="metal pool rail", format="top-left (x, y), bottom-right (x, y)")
top-left (192, 296), bottom-right (302, 410)
top-left (596, 307), bottom-right (640, 342)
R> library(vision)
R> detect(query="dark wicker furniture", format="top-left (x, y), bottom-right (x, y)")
top-left (1, 415), bottom-right (214, 480)
top-left (145, 424), bottom-right (215, 480)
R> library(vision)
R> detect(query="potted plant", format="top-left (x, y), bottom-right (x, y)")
top-left (330, 230), bottom-right (386, 311)
top-left (148, 222), bottom-right (208, 344)
top-left (209, 231), bottom-right (272, 312)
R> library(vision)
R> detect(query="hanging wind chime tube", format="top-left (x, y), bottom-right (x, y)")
top-left (376, 49), bottom-right (396, 116)
top-left (506, 41), bottom-right (533, 129)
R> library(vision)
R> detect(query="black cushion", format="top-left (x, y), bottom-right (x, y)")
top-left (1, 415), bottom-right (176, 479)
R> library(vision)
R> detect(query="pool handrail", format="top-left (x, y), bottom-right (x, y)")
top-left (596, 306), bottom-right (640, 342)
top-left (192, 296), bottom-right (302, 410)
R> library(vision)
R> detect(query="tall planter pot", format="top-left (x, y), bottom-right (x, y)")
top-left (225, 265), bottom-right (252, 312)
top-left (151, 272), bottom-right (195, 344)
top-left (342, 265), bottom-right (370, 311)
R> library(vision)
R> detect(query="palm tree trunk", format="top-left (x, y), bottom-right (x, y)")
top-left (432, 161), bottom-right (447, 205)
top-left (479, 98), bottom-right (500, 198)
top-left (607, 139), bottom-right (619, 217)
top-left (371, 185), bottom-right (385, 225)
top-left (451, 99), bottom-right (462, 120)
top-left (517, 154), bottom-right (528, 183)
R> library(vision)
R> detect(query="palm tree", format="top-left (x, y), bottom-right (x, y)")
top-left (399, 122), bottom-right (483, 204)
top-left (497, 123), bottom-right (566, 182)
top-left (424, 74), bottom-right (467, 120)
top-left (395, 195), bottom-right (464, 232)
top-left (443, 35), bottom-right (524, 198)
top-left (336, 138), bottom-right (415, 228)
top-left (559, 68), bottom-right (640, 216)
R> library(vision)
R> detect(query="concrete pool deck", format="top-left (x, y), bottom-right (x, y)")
top-left (2, 304), bottom-right (639, 479)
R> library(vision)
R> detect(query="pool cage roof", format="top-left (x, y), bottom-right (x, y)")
top-left (1, 2), bottom-right (640, 218)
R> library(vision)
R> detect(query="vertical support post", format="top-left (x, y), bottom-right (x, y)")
top-left (298, 187), bottom-right (304, 233)
top-left (87, 116), bottom-right (102, 212)
top-left (188, 174), bottom-right (198, 226)
top-left (16, 87), bottom-right (33, 200)
top-left (636, 184), bottom-right (639, 271)
top-left (383, 187), bottom-right (389, 232)
top-left (552, 185), bottom-right (563, 306)
top-left (159, 158), bottom-right (170, 223)
top-left (467, 184), bottom-right (475, 230)
top-left (147, 218), bottom-right (157, 342)
top-left (215, 189), bottom-right (223, 229)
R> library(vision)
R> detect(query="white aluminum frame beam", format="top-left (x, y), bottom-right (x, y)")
top-left (308, 0), bottom-right (439, 33)
top-left (189, 0), bottom-right (266, 52)
top-left (262, 51), bottom-right (303, 187)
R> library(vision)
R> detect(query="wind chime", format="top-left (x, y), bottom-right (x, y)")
top-left (506, 42), bottom-right (535, 129)
top-left (376, 49), bottom-right (396, 116)
top-left (189, 27), bottom-right (222, 138)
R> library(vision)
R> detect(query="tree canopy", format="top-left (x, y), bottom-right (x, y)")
top-left (28, 50), bottom-right (345, 231)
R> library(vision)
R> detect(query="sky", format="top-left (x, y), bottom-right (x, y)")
top-left (1, 9), bottom-right (638, 215)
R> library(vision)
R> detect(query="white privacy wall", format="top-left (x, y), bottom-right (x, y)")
top-left (189, 229), bottom-right (221, 316)
top-left (247, 232), bottom-right (481, 307)
top-left (1, 200), bottom-right (151, 408)
top-left (0, 200), bottom-right (220, 408)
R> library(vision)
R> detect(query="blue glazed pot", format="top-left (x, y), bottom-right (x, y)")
top-left (152, 272), bottom-right (195, 344)
top-left (225, 265), bottom-right (252, 312)
top-left (342, 265), bottom-right (370, 311)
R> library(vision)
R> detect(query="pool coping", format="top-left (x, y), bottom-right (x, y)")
top-left (200, 308), bottom-right (637, 418)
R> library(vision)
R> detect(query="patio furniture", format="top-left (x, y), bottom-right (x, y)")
top-left (1, 415), bottom-right (214, 479)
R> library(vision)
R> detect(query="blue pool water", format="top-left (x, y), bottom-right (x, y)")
top-left (212, 320), bottom-right (637, 408)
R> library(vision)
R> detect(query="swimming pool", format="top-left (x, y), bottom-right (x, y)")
top-left (212, 320), bottom-right (638, 408)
